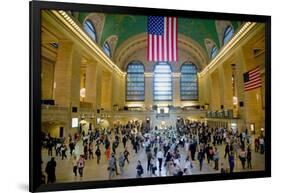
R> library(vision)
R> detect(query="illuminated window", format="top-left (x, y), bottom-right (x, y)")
top-left (154, 62), bottom-right (172, 101)
top-left (103, 41), bottom-right (111, 58)
top-left (126, 61), bottom-right (145, 101)
top-left (83, 19), bottom-right (97, 42)
top-left (210, 45), bottom-right (218, 59)
top-left (181, 63), bottom-right (198, 100)
top-left (223, 26), bottom-right (234, 45)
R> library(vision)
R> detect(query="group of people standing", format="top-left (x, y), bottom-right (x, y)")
top-left (42, 119), bottom-right (265, 183)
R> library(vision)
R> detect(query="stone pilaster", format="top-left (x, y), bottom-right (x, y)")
top-left (173, 75), bottom-right (181, 107)
top-left (144, 74), bottom-right (153, 108)
top-left (53, 40), bottom-right (81, 108)
top-left (85, 61), bottom-right (98, 108)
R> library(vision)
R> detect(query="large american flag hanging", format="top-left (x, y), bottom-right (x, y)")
top-left (243, 66), bottom-right (262, 91)
top-left (147, 16), bottom-right (178, 62)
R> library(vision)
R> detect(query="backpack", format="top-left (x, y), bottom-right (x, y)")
top-left (137, 165), bottom-right (144, 175)
top-left (140, 166), bottom-right (144, 174)
top-left (78, 158), bottom-right (84, 167)
top-left (198, 152), bottom-right (203, 160)
top-left (95, 149), bottom-right (101, 156)
top-left (124, 150), bottom-right (129, 157)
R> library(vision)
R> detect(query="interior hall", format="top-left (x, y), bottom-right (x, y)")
top-left (40, 10), bottom-right (266, 183)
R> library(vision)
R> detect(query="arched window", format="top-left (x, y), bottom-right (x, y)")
top-left (210, 45), bottom-right (218, 59)
top-left (83, 19), bottom-right (97, 42)
top-left (126, 61), bottom-right (145, 101)
top-left (154, 62), bottom-right (172, 101)
top-left (181, 63), bottom-right (198, 100)
top-left (103, 41), bottom-right (111, 58)
top-left (223, 26), bottom-right (234, 45)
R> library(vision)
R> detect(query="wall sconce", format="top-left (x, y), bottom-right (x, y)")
top-left (250, 123), bottom-right (255, 134)
top-left (233, 96), bottom-right (238, 105)
top-left (80, 88), bottom-right (86, 100)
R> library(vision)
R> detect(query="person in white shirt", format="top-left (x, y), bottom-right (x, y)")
top-left (259, 137), bottom-right (265, 154)
top-left (72, 155), bottom-right (78, 176)
top-left (183, 156), bottom-right (193, 175)
top-left (156, 149), bottom-right (164, 171)
top-left (173, 157), bottom-right (181, 168)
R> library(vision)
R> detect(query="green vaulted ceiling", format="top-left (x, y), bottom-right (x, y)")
top-left (77, 12), bottom-right (241, 56)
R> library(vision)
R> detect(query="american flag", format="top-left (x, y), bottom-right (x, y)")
top-left (243, 66), bottom-right (262, 91)
top-left (147, 16), bottom-right (178, 62)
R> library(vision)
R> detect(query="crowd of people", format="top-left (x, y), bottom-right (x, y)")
top-left (41, 119), bottom-right (265, 184)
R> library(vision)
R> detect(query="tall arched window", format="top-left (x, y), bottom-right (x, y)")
top-left (83, 19), bottom-right (97, 42)
top-left (154, 62), bottom-right (172, 101)
top-left (181, 63), bottom-right (198, 100)
top-left (126, 61), bottom-right (145, 101)
top-left (103, 41), bottom-right (111, 58)
top-left (210, 45), bottom-right (218, 59)
top-left (223, 26), bottom-right (234, 45)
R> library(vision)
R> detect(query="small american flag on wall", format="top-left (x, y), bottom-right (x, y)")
top-left (243, 66), bottom-right (262, 91)
top-left (147, 16), bottom-right (178, 62)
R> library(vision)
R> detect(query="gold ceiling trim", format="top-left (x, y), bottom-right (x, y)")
top-left (53, 10), bottom-right (126, 76)
top-left (199, 22), bottom-right (257, 77)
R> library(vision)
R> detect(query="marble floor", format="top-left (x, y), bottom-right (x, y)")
top-left (41, 134), bottom-right (265, 183)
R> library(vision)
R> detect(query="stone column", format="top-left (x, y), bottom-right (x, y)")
top-left (210, 69), bottom-right (220, 111)
top-left (85, 61), bottom-right (98, 108)
top-left (53, 40), bottom-right (81, 137)
top-left (145, 74), bottom-right (153, 109)
top-left (111, 72), bottom-right (125, 110)
top-left (235, 48), bottom-right (263, 133)
top-left (41, 59), bottom-right (55, 100)
top-left (173, 74), bottom-right (181, 107)
top-left (53, 40), bottom-right (81, 108)
top-left (95, 65), bottom-right (102, 111)
top-left (218, 65), bottom-right (225, 110)
top-left (221, 63), bottom-right (233, 110)
top-left (100, 70), bottom-right (112, 111)
top-left (202, 74), bottom-right (211, 108)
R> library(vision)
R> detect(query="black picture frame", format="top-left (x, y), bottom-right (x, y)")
top-left (30, 0), bottom-right (271, 192)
